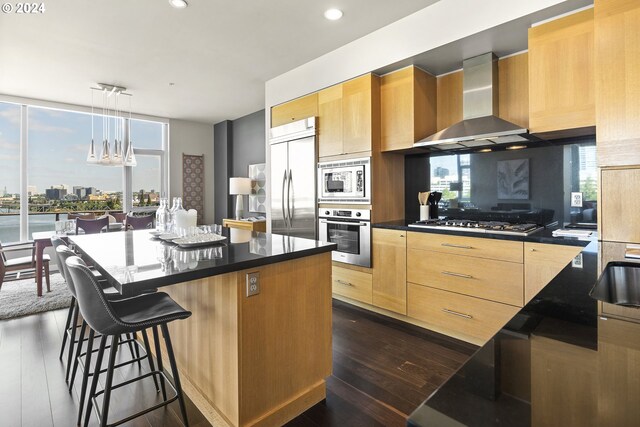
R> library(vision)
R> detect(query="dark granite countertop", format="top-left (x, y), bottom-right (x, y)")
top-left (373, 220), bottom-right (594, 247)
top-left (69, 230), bottom-right (336, 296)
top-left (408, 240), bottom-right (640, 426)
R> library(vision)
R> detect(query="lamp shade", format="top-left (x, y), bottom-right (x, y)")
top-left (229, 177), bottom-right (252, 195)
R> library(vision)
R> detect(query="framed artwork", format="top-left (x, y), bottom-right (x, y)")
top-left (248, 163), bottom-right (266, 213)
top-left (497, 159), bottom-right (529, 200)
top-left (182, 154), bottom-right (205, 224)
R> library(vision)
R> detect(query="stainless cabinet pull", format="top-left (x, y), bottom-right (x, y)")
top-left (441, 243), bottom-right (474, 249)
top-left (442, 308), bottom-right (473, 319)
top-left (442, 271), bottom-right (474, 279)
top-left (336, 280), bottom-right (354, 287)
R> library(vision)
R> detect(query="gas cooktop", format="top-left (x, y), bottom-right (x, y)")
top-left (408, 219), bottom-right (544, 236)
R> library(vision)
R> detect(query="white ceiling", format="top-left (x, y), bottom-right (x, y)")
top-left (0, 0), bottom-right (439, 124)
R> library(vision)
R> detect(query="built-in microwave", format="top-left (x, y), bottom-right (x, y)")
top-left (317, 157), bottom-right (371, 204)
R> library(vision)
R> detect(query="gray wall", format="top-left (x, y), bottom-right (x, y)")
top-left (214, 109), bottom-right (265, 224)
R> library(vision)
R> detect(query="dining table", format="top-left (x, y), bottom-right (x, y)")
top-left (31, 222), bottom-right (124, 296)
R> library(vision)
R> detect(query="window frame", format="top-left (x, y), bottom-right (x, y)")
top-left (0, 97), bottom-right (169, 242)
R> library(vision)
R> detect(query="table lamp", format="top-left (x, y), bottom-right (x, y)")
top-left (229, 177), bottom-right (252, 220)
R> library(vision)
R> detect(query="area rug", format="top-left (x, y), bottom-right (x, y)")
top-left (0, 273), bottom-right (71, 320)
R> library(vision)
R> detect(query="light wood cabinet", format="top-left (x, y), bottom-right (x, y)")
top-left (343, 74), bottom-right (376, 154)
top-left (317, 74), bottom-right (379, 158)
top-left (318, 84), bottom-right (343, 158)
top-left (408, 249), bottom-right (524, 307)
top-left (380, 67), bottom-right (437, 152)
top-left (524, 242), bottom-right (583, 303)
top-left (372, 228), bottom-right (407, 314)
top-left (528, 9), bottom-right (595, 137)
top-left (600, 168), bottom-right (640, 243)
top-left (436, 70), bottom-right (463, 131)
top-left (332, 265), bottom-right (372, 304)
top-left (498, 53), bottom-right (529, 129)
top-left (595, 0), bottom-right (640, 167)
top-left (407, 232), bottom-right (524, 263)
top-left (531, 335), bottom-right (598, 427)
top-left (271, 93), bottom-right (318, 128)
top-left (407, 283), bottom-right (520, 346)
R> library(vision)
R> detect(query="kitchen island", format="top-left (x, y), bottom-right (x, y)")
top-left (70, 230), bottom-right (336, 427)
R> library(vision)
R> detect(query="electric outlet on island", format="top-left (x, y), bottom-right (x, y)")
top-left (246, 272), bottom-right (260, 297)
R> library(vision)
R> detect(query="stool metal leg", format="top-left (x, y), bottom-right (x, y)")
top-left (130, 333), bottom-right (142, 368)
top-left (77, 328), bottom-right (95, 426)
top-left (59, 297), bottom-right (75, 360)
top-left (84, 335), bottom-right (107, 427)
top-left (152, 326), bottom-right (167, 401)
top-left (161, 323), bottom-right (189, 427)
top-left (66, 303), bottom-right (80, 382)
top-left (141, 329), bottom-right (160, 392)
top-left (100, 334), bottom-right (119, 427)
top-left (68, 319), bottom-right (87, 391)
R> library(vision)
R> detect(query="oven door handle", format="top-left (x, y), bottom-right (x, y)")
top-left (319, 220), bottom-right (369, 227)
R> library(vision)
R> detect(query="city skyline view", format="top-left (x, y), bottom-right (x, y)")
top-left (0, 102), bottom-right (163, 195)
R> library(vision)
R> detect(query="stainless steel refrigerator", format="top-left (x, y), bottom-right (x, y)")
top-left (269, 117), bottom-right (317, 239)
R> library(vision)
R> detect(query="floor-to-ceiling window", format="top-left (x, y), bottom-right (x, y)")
top-left (0, 100), bottom-right (169, 242)
top-left (0, 103), bottom-right (22, 243)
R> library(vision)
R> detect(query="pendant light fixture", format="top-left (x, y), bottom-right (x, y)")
top-left (87, 89), bottom-right (98, 164)
top-left (87, 83), bottom-right (136, 167)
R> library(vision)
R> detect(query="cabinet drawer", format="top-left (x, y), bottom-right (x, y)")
top-left (407, 249), bottom-right (524, 306)
top-left (408, 284), bottom-right (520, 345)
top-left (602, 303), bottom-right (640, 323)
top-left (407, 232), bottom-right (523, 263)
top-left (332, 266), bottom-right (372, 304)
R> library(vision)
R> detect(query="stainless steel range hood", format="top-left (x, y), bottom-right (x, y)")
top-left (414, 52), bottom-right (539, 150)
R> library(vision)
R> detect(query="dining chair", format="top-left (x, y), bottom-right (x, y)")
top-left (0, 240), bottom-right (51, 293)
top-left (76, 217), bottom-right (109, 235)
top-left (125, 214), bottom-right (155, 230)
top-left (111, 212), bottom-right (127, 223)
top-left (68, 212), bottom-right (96, 220)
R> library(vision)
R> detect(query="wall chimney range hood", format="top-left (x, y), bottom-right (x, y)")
top-left (414, 52), bottom-right (540, 150)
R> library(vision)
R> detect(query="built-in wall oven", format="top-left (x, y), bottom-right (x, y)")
top-left (317, 157), bottom-right (371, 204)
top-left (318, 208), bottom-right (371, 267)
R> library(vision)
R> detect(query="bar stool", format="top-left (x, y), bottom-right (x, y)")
top-left (52, 238), bottom-right (140, 384)
top-left (66, 256), bottom-right (192, 427)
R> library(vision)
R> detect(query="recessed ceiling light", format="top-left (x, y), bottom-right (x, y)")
top-left (477, 148), bottom-right (492, 153)
top-left (506, 144), bottom-right (527, 150)
top-left (169, 0), bottom-right (188, 9)
top-left (324, 8), bottom-right (343, 20)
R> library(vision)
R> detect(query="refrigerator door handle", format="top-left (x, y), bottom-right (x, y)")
top-left (287, 169), bottom-right (293, 224)
top-left (281, 169), bottom-right (288, 228)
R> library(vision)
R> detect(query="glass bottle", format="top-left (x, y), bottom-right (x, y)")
top-left (169, 197), bottom-right (185, 232)
top-left (155, 198), bottom-right (169, 232)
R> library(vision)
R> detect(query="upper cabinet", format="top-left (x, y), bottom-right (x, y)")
top-left (499, 53), bottom-right (529, 129)
top-left (436, 71), bottom-right (463, 131)
top-left (380, 67), bottom-right (437, 152)
top-left (528, 9), bottom-right (595, 137)
top-left (271, 93), bottom-right (318, 128)
top-left (595, 0), bottom-right (640, 167)
top-left (318, 74), bottom-right (379, 158)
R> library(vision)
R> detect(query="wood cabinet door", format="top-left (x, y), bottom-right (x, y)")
top-left (498, 53), bottom-right (529, 129)
top-left (600, 168), bottom-right (640, 243)
top-left (381, 68), bottom-right (414, 152)
top-left (342, 74), bottom-right (375, 154)
top-left (524, 242), bottom-right (583, 303)
top-left (372, 228), bottom-right (407, 314)
top-left (318, 84), bottom-right (343, 158)
top-left (436, 71), bottom-right (463, 131)
top-left (271, 93), bottom-right (318, 128)
top-left (595, 0), bottom-right (640, 167)
top-left (528, 9), bottom-right (595, 136)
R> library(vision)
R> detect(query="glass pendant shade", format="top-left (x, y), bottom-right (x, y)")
top-left (111, 139), bottom-right (122, 165)
top-left (87, 138), bottom-right (98, 163)
top-left (123, 140), bottom-right (137, 167)
top-left (99, 139), bottom-right (111, 164)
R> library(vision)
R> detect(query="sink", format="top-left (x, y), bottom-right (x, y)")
top-left (590, 262), bottom-right (640, 307)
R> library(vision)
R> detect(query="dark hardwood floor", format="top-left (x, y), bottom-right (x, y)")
top-left (0, 300), bottom-right (476, 427)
